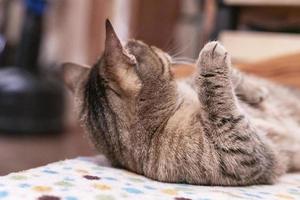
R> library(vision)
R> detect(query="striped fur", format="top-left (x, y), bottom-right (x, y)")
top-left (65, 21), bottom-right (300, 186)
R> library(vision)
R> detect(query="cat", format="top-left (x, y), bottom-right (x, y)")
top-left (62, 19), bottom-right (300, 186)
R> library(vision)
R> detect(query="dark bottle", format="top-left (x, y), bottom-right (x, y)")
top-left (0, 0), bottom-right (16, 67)
top-left (0, 0), bottom-right (64, 135)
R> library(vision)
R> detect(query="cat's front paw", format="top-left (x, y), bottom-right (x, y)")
top-left (197, 41), bottom-right (230, 75)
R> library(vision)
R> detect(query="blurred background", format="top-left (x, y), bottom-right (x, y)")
top-left (1, 0), bottom-right (300, 175)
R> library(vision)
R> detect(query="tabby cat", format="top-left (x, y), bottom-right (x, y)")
top-left (63, 20), bottom-right (300, 186)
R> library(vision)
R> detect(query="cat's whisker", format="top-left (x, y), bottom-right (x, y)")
top-left (164, 39), bottom-right (178, 54)
top-left (169, 48), bottom-right (187, 58)
top-left (165, 39), bottom-right (184, 56)
top-left (167, 38), bottom-right (194, 58)
top-left (172, 57), bottom-right (195, 62)
top-left (171, 57), bottom-right (196, 64)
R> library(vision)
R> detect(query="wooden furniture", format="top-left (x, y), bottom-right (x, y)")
top-left (219, 31), bottom-right (300, 63)
top-left (225, 0), bottom-right (300, 6)
top-left (172, 51), bottom-right (300, 88)
top-left (212, 0), bottom-right (300, 43)
top-left (214, 0), bottom-right (300, 88)
top-left (236, 53), bottom-right (300, 88)
top-left (129, 0), bottom-right (181, 51)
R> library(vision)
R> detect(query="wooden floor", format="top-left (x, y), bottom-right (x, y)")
top-left (0, 126), bottom-right (95, 175)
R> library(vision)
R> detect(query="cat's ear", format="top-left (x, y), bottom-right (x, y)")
top-left (62, 62), bottom-right (90, 92)
top-left (104, 19), bottom-right (136, 65)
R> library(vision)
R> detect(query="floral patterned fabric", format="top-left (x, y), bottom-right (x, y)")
top-left (0, 156), bottom-right (300, 200)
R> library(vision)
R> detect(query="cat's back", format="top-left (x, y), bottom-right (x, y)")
top-left (239, 75), bottom-right (300, 122)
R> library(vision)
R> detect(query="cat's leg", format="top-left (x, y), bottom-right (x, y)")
top-left (231, 69), bottom-right (269, 105)
top-left (195, 41), bottom-right (285, 185)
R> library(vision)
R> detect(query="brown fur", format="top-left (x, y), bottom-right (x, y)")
top-left (63, 20), bottom-right (300, 186)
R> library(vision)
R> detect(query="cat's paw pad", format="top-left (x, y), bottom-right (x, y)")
top-left (197, 41), bottom-right (230, 73)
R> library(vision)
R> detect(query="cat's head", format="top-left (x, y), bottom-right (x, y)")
top-left (63, 20), bottom-right (174, 101)
top-left (62, 20), bottom-right (192, 161)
